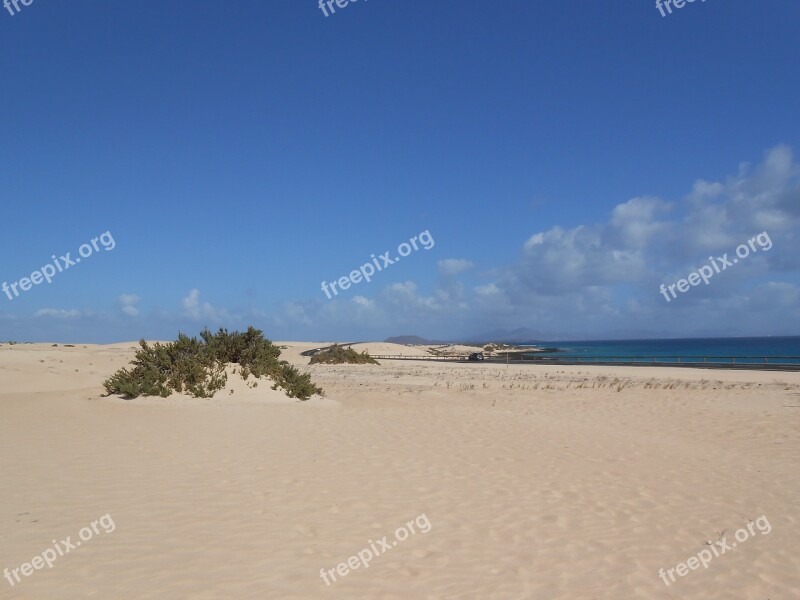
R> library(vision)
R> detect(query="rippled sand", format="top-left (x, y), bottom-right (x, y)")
top-left (1, 342), bottom-right (798, 599)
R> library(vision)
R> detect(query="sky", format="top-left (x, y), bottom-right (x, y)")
top-left (1, 0), bottom-right (799, 343)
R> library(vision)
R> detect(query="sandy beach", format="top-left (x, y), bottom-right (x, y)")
top-left (0, 341), bottom-right (798, 599)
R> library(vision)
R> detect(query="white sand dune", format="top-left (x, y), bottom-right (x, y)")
top-left (1, 342), bottom-right (798, 599)
top-left (347, 342), bottom-right (432, 357)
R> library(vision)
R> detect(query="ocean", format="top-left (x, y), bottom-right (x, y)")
top-left (521, 336), bottom-right (800, 365)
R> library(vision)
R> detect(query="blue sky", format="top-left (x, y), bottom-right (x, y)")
top-left (1, 0), bottom-right (798, 343)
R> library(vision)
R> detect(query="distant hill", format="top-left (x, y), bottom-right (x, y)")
top-left (384, 335), bottom-right (435, 345)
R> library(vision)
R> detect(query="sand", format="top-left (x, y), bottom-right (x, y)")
top-left (1, 341), bottom-right (798, 599)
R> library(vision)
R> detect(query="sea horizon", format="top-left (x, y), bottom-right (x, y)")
top-left (521, 335), bottom-right (800, 364)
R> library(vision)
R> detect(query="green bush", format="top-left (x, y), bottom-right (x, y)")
top-left (102, 335), bottom-right (226, 399)
top-left (199, 326), bottom-right (283, 379)
top-left (310, 344), bottom-right (379, 365)
top-left (104, 328), bottom-right (322, 400)
top-left (273, 362), bottom-right (324, 399)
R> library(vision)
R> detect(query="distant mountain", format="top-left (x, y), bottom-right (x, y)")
top-left (384, 335), bottom-right (435, 345)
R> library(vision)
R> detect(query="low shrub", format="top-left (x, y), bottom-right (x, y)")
top-left (310, 344), bottom-right (379, 365)
top-left (104, 328), bottom-right (322, 400)
top-left (273, 362), bottom-right (324, 399)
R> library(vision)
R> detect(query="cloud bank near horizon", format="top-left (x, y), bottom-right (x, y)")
top-left (3, 145), bottom-right (799, 343)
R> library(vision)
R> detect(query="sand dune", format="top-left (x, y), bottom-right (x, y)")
top-left (1, 342), bottom-right (798, 599)
top-left (344, 342), bottom-right (432, 357)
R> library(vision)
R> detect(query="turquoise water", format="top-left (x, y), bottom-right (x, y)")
top-left (521, 336), bottom-right (800, 365)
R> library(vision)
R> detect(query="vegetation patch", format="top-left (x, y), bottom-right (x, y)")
top-left (310, 344), bottom-right (379, 365)
top-left (103, 327), bottom-right (322, 400)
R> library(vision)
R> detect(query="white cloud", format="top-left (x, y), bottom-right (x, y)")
top-left (35, 308), bottom-right (80, 319)
top-left (437, 259), bottom-right (473, 276)
top-left (514, 224), bottom-right (647, 295)
top-left (609, 196), bottom-right (672, 249)
top-left (461, 144), bottom-right (800, 335)
top-left (475, 283), bottom-right (501, 298)
top-left (353, 295), bottom-right (375, 308)
top-left (117, 294), bottom-right (141, 317)
top-left (181, 289), bottom-right (228, 322)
